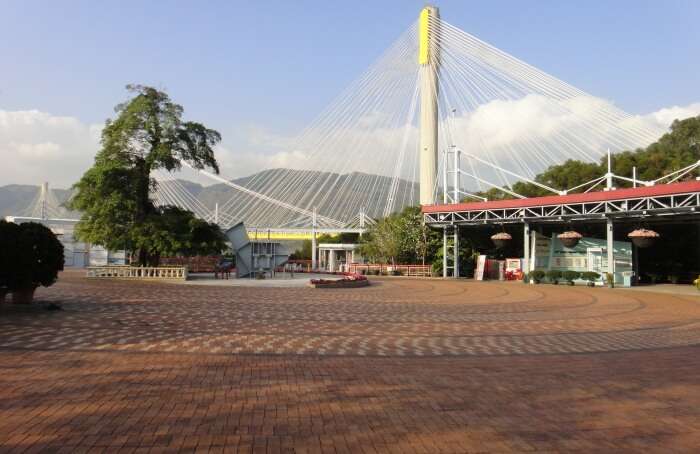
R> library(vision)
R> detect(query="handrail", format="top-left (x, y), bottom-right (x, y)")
top-left (86, 266), bottom-right (188, 280)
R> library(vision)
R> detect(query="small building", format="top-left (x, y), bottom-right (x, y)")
top-left (317, 243), bottom-right (360, 273)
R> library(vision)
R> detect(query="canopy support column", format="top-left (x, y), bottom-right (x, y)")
top-left (606, 217), bottom-right (615, 284)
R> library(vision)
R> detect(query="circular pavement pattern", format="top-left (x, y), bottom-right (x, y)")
top-left (2, 270), bottom-right (700, 357)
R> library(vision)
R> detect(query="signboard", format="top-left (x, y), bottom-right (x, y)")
top-left (475, 254), bottom-right (487, 281)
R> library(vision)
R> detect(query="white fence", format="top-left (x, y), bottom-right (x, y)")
top-left (86, 266), bottom-right (188, 280)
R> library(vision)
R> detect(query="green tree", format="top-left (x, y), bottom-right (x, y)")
top-left (466, 115), bottom-right (700, 201)
top-left (358, 206), bottom-right (440, 265)
top-left (69, 85), bottom-right (224, 265)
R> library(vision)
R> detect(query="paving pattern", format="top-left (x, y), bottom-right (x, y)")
top-left (2, 273), bottom-right (700, 357)
top-left (1, 271), bottom-right (700, 452)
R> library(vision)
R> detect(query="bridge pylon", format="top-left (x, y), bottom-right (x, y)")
top-left (419, 5), bottom-right (440, 205)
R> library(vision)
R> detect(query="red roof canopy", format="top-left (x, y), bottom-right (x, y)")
top-left (422, 180), bottom-right (700, 214)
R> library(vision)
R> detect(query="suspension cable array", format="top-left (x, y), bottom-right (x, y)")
top-left (152, 12), bottom-right (668, 229)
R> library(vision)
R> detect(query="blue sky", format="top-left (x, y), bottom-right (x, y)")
top-left (1, 0), bottom-right (699, 186)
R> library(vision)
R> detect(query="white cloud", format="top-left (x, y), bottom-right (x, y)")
top-left (1, 99), bottom-right (698, 190)
top-left (0, 109), bottom-right (101, 188)
top-left (644, 102), bottom-right (700, 129)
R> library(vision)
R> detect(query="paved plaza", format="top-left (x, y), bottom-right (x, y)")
top-left (1, 271), bottom-right (700, 452)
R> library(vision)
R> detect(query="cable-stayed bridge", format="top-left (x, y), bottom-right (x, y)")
top-left (12, 6), bottom-right (669, 239)
top-left (150, 6), bottom-right (664, 233)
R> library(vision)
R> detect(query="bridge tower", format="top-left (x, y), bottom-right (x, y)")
top-left (419, 5), bottom-right (440, 206)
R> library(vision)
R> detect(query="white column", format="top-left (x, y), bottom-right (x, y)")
top-left (523, 222), bottom-right (530, 272)
top-left (606, 217), bottom-right (615, 283)
top-left (442, 227), bottom-right (448, 278)
top-left (453, 226), bottom-right (459, 278)
top-left (311, 208), bottom-right (317, 270)
top-left (329, 250), bottom-right (336, 273)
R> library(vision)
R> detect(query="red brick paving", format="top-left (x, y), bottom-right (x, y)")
top-left (1, 271), bottom-right (699, 452)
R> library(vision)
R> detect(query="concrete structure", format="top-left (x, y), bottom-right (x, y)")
top-left (225, 222), bottom-right (290, 278)
top-left (419, 5), bottom-right (440, 206)
top-left (317, 243), bottom-right (360, 273)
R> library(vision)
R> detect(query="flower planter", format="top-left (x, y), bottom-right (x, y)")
top-left (628, 229), bottom-right (659, 248)
top-left (11, 286), bottom-right (37, 304)
top-left (490, 232), bottom-right (512, 249)
top-left (308, 279), bottom-right (370, 289)
top-left (557, 231), bottom-right (582, 248)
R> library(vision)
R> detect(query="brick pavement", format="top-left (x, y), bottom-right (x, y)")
top-left (1, 271), bottom-right (699, 452)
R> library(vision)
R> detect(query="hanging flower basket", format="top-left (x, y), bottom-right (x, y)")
top-left (628, 229), bottom-right (660, 248)
top-left (557, 231), bottom-right (583, 248)
top-left (491, 232), bottom-right (512, 249)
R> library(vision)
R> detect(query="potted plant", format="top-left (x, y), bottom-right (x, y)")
top-left (546, 269), bottom-right (562, 284)
top-left (581, 271), bottom-right (600, 287)
top-left (0, 220), bottom-right (21, 303)
top-left (605, 272), bottom-right (615, 289)
top-left (9, 222), bottom-right (64, 304)
top-left (628, 229), bottom-right (660, 248)
top-left (490, 232), bottom-right (512, 249)
top-left (562, 270), bottom-right (580, 286)
top-left (557, 231), bottom-right (583, 248)
top-left (530, 270), bottom-right (545, 284)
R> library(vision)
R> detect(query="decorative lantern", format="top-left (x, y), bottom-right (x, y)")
top-left (491, 232), bottom-right (512, 249)
top-left (628, 229), bottom-right (660, 248)
top-left (557, 231), bottom-right (583, 248)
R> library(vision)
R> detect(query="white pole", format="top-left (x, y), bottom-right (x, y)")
top-left (606, 217), bottom-right (615, 285)
top-left (311, 207), bottom-right (317, 271)
top-left (453, 147), bottom-right (459, 203)
top-left (523, 222), bottom-right (530, 273)
top-left (606, 148), bottom-right (613, 191)
top-left (214, 203), bottom-right (219, 224)
top-left (632, 166), bottom-right (637, 188)
top-left (442, 149), bottom-right (448, 204)
top-left (442, 227), bottom-right (448, 278)
top-left (453, 226), bottom-right (459, 278)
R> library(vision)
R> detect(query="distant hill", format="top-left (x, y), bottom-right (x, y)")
top-left (1, 169), bottom-right (418, 226)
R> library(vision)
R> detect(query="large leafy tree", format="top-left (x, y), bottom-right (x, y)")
top-left (468, 115), bottom-right (700, 201)
top-left (70, 85), bottom-right (225, 265)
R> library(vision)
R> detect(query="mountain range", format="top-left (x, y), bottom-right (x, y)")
top-left (1, 169), bottom-right (418, 226)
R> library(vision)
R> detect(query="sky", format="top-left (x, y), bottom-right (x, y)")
top-left (1, 0), bottom-right (699, 187)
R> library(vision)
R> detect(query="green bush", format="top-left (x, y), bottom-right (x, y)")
top-left (546, 269), bottom-right (562, 284)
top-left (530, 269), bottom-right (546, 283)
top-left (562, 270), bottom-right (580, 285)
top-left (0, 221), bottom-right (21, 291)
top-left (580, 271), bottom-right (600, 286)
top-left (7, 222), bottom-right (64, 290)
top-left (391, 269), bottom-right (403, 276)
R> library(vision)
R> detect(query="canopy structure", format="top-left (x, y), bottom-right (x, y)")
top-left (423, 180), bottom-right (700, 225)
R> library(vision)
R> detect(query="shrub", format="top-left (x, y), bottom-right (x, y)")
top-left (391, 269), bottom-right (403, 276)
top-left (9, 222), bottom-right (64, 291)
top-left (562, 270), bottom-right (580, 285)
top-left (694, 275), bottom-right (700, 291)
top-left (530, 269), bottom-right (546, 283)
top-left (580, 271), bottom-right (600, 286)
top-left (546, 269), bottom-right (562, 284)
top-left (0, 221), bottom-right (20, 289)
